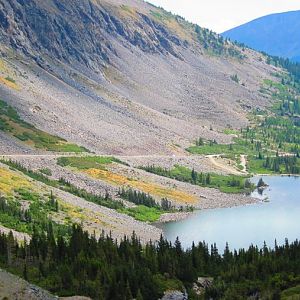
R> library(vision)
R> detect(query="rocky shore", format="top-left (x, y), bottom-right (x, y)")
top-left (157, 212), bottom-right (194, 223)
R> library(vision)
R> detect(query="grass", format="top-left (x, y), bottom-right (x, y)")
top-left (120, 5), bottom-right (136, 15)
top-left (1, 159), bottom-right (124, 210)
top-left (4, 76), bottom-right (15, 83)
top-left (188, 138), bottom-right (257, 158)
top-left (0, 173), bottom-right (70, 236)
top-left (59, 201), bottom-right (88, 225)
top-left (0, 163), bottom-right (110, 235)
top-left (248, 159), bottom-right (275, 174)
top-left (153, 274), bottom-right (184, 294)
top-left (141, 165), bottom-right (254, 194)
top-left (149, 6), bottom-right (244, 59)
top-left (0, 167), bottom-right (32, 195)
top-left (224, 128), bottom-right (239, 135)
top-left (149, 8), bottom-right (193, 42)
top-left (57, 156), bottom-right (123, 169)
top-left (188, 136), bottom-right (300, 175)
top-left (39, 168), bottom-right (52, 176)
top-left (150, 10), bottom-right (173, 22)
top-left (281, 285), bottom-right (300, 300)
top-left (0, 209), bottom-right (29, 234)
top-left (248, 156), bottom-right (300, 174)
top-left (118, 4), bottom-right (140, 20)
top-left (0, 99), bottom-right (88, 152)
top-left (15, 188), bottom-right (40, 202)
top-left (118, 205), bottom-right (163, 222)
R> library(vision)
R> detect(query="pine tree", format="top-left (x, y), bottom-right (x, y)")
top-left (136, 289), bottom-right (143, 300)
top-left (257, 178), bottom-right (266, 188)
top-left (206, 174), bottom-right (211, 185)
top-left (191, 168), bottom-right (197, 183)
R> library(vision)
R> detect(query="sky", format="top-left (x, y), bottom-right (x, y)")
top-left (148, 0), bottom-right (300, 33)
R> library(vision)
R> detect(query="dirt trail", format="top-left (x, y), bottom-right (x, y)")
top-left (1, 153), bottom-right (249, 177)
top-left (207, 155), bottom-right (247, 175)
top-left (240, 155), bottom-right (247, 173)
top-left (0, 154), bottom-right (82, 159)
top-left (1, 154), bottom-right (207, 159)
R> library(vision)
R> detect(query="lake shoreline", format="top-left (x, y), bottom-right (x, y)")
top-left (154, 173), bottom-right (299, 228)
top-left (160, 176), bottom-right (300, 250)
top-left (155, 198), bottom-right (263, 227)
top-left (254, 173), bottom-right (300, 177)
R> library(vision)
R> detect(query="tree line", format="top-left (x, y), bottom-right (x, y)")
top-left (141, 165), bottom-right (252, 192)
top-left (263, 155), bottom-right (300, 174)
top-left (118, 188), bottom-right (174, 211)
top-left (2, 225), bottom-right (300, 299)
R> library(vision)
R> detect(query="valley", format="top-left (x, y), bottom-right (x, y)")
top-left (0, 0), bottom-right (300, 299)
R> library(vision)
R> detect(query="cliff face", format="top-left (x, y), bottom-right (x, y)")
top-left (0, 0), bottom-right (278, 154)
top-left (0, 0), bottom-right (184, 69)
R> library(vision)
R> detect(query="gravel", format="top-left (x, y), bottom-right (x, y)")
top-left (5, 155), bottom-right (258, 210)
top-left (0, 269), bottom-right (56, 300)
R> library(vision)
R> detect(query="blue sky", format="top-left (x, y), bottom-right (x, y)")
top-left (148, 0), bottom-right (300, 33)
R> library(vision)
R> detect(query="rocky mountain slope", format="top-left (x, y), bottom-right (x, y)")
top-left (0, 268), bottom-right (56, 300)
top-left (222, 10), bottom-right (300, 62)
top-left (0, 0), bottom-right (279, 155)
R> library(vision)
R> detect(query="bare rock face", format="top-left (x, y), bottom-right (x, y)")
top-left (0, 269), bottom-right (56, 300)
top-left (160, 290), bottom-right (188, 300)
top-left (0, 0), bottom-right (277, 155)
top-left (0, 268), bottom-right (93, 300)
top-left (59, 297), bottom-right (92, 300)
top-left (192, 277), bottom-right (214, 296)
top-left (0, 0), bottom-right (182, 71)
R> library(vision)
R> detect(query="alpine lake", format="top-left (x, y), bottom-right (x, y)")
top-left (162, 176), bottom-right (300, 250)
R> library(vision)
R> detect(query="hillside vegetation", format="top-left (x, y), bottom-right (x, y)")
top-left (0, 99), bottom-right (87, 152)
top-left (188, 70), bottom-right (300, 175)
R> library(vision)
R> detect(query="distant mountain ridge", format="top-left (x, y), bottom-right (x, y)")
top-left (222, 10), bottom-right (300, 62)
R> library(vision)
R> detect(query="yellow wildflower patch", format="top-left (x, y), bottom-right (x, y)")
top-left (0, 167), bottom-right (31, 195)
top-left (59, 200), bottom-right (108, 230)
top-left (84, 168), bottom-right (197, 204)
top-left (0, 59), bottom-right (8, 73)
top-left (0, 76), bottom-right (20, 90)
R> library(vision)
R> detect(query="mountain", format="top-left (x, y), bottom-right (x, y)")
top-left (222, 10), bottom-right (300, 62)
top-left (1, 1), bottom-right (300, 299)
top-left (0, 0), bottom-right (277, 155)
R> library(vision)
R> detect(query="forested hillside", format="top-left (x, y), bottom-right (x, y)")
top-left (2, 224), bottom-right (300, 299)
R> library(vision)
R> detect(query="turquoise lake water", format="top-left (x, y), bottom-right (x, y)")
top-left (162, 176), bottom-right (300, 250)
